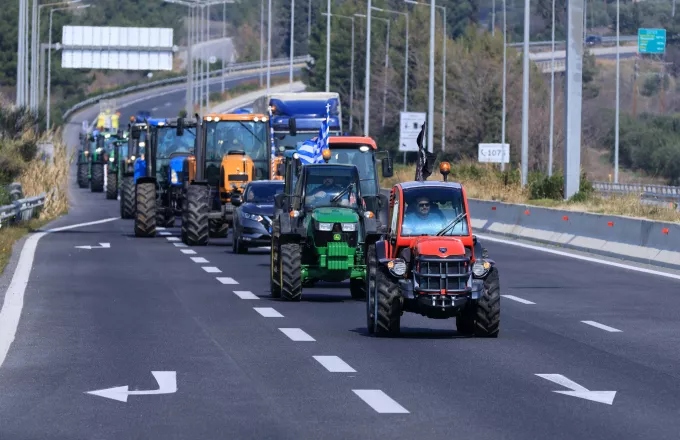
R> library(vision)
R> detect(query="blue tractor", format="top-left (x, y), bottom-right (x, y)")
top-left (133, 116), bottom-right (197, 237)
top-left (120, 119), bottom-right (148, 219)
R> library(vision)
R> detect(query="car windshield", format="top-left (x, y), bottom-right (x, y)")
top-left (302, 166), bottom-right (360, 210)
top-left (156, 126), bottom-right (196, 159)
top-left (245, 182), bottom-right (284, 204)
top-left (325, 146), bottom-right (378, 196)
top-left (400, 186), bottom-right (469, 236)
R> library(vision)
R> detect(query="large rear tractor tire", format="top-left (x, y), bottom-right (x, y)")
top-left (183, 185), bottom-right (209, 246)
top-left (374, 266), bottom-right (401, 337)
top-left (270, 242), bottom-right (281, 298)
top-left (280, 243), bottom-right (302, 301)
top-left (106, 172), bottom-right (118, 200)
top-left (473, 267), bottom-right (500, 337)
top-left (90, 163), bottom-right (104, 192)
top-left (134, 182), bottom-right (156, 237)
top-left (77, 164), bottom-right (89, 188)
top-left (209, 219), bottom-right (228, 238)
top-left (119, 177), bottom-right (135, 219)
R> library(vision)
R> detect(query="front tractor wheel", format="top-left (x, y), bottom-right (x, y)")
top-left (280, 243), bottom-right (302, 301)
top-left (106, 172), bottom-right (118, 200)
top-left (77, 163), bottom-right (88, 188)
top-left (457, 267), bottom-right (500, 337)
top-left (183, 185), bottom-right (209, 246)
top-left (366, 244), bottom-right (378, 334)
top-left (374, 266), bottom-right (401, 337)
top-left (134, 182), bottom-right (156, 237)
top-left (120, 177), bottom-right (135, 219)
top-left (209, 219), bottom-right (228, 238)
top-left (90, 163), bottom-right (104, 192)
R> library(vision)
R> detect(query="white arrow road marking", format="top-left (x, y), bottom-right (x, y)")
top-left (313, 356), bottom-right (356, 373)
top-left (352, 390), bottom-right (409, 414)
top-left (279, 328), bottom-right (315, 341)
top-left (85, 371), bottom-right (177, 403)
top-left (254, 307), bottom-right (283, 317)
top-left (502, 295), bottom-right (535, 304)
top-left (581, 321), bottom-right (622, 332)
top-left (74, 243), bottom-right (110, 250)
top-left (536, 374), bottom-right (617, 405)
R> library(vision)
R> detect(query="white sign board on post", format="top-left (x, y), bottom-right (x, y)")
top-left (478, 143), bottom-right (510, 164)
top-left (399, 112), bottom-right (427, 152)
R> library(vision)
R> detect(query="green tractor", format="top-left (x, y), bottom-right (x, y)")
top-left (88, 133), bottom-right (107, 193)
top-left (269, 153), bottom-right (381, 301)
top-left (119, 120), bottom-right (147, 219)
top-left (104, 131), bottom-right (127, 200)
top-left (75, 133), bottom-right (91, 188)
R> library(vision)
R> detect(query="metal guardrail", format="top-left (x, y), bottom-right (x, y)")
top-left (62, 55), bottom-right (312, 121)
top-left (0, 183), bottom-right (46, 229)
top-left (509, 35), bottom-right (637, 48)
top-left (593, 182), bottom-right (680, 202)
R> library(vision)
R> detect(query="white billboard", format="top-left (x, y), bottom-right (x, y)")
top-left (399, 112), bottom-right (427, 152)
top-left (478, 143), bottom-right (510, 164)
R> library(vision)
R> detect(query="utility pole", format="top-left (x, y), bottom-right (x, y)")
top-left (427, 0), bottom-right (435, 153)
top-left (290, 0), bottom-right (295, 89)
top-left (520, 0), bottom-right (530, 185)
top-left (548, 0), bottom-right (555, 176)
top-left (363, 0), bottom-right (372, 136)
top-left (267, 0), bottom-right (272, 91)
top-left (325, 0), bottom-right (331, 92)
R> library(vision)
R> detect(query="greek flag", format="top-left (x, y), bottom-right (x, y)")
top-left (296, 101), bottom-right (331, 165)
top-left (268, 105), bottom-right (276, 178)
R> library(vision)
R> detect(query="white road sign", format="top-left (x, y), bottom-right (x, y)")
top-left (478, 143), bottom-right (510, 164)
top-left (399, 112), bottom-right (427, 152)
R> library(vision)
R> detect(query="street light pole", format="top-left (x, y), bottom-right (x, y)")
top-left (267, 0), bottom-right (272, 91)
top-left (372, 6), bottom-right (409, 112)
top-left (440, 6), bottom-right (446, 152)
top-left (548, 0), bottom-right (555, 176)
top-left (614, 0), bottom-right (620, 183)
top-left (325, 0), bottom-right (331, 92)
top-left (290, 0), bottom-right (295, 89)
top-left (260, 0), bottom-right (264, 87)
top-left (520, 0), bottom-right (530, 186)
top-left (363, 1), bottom-right (372, 136)
top-left (324, 12), bottom-right (356, 133)
top-left (428, 0), bottom-right (435, 153)
top-left (501, 0), bottom-right (507, 171)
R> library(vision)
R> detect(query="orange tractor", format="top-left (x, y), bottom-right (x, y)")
top-left (366, 161), bottom-right (501, 337)
top-left (181, 112), bottom-right (270, 245)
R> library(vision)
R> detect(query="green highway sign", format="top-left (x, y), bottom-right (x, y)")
top-left (638, 28), bottom-right (666, 54)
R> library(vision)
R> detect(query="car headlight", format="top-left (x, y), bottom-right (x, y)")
top-left (472, 259), bottom-right (492, 278)
top-left (341, 223), bottom-right (356, 232)
top-left (387, 258), bottom-right (407, 277)
top-left (243, 212), bottom-right (263, 222)
top-left (171, 169), bottom-right (178, 184)
top-left (316, 222), bottom-right (332, 231)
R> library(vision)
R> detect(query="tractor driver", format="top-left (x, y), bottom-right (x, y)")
top-left (401, 195), bottom-right (447, 235)
top-left (306, 176), bottom-right (353, 207)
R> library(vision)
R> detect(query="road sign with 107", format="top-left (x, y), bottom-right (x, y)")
top-left (478, 143), bottom-right (510, 164)
top-left (399, 112), bottom-right (427, 152)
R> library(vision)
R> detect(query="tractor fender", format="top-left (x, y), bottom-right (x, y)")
top-left (279, 213), bottom-right (301, 237)
top-left (135, 176), bottom-right (157, 186)
top-left (374, 239), bottom-right (390, 264)
top-left (363, 215), bottom-right (378, 235)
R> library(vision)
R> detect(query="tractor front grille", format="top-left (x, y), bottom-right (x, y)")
top-left (314, 229), bottom-right (358, 248)
top-left (414, 256), bottom-right (471, 294)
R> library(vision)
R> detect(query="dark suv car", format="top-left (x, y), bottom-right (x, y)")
top-left (229, 180), bottom-right (284, 254)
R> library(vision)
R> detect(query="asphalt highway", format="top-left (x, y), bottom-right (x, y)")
top-left (1, 76), bottom-right (680, 439)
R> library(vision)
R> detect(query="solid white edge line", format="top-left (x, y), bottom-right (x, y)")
top-left (475, 233), bottom-right (680, 281)
top-left (190, 257), bottom-right (209, 263)
top-left (313, 356), bottom-right (357, 373)
top-left (502, 295), bottom-right (536, 305)
top-left (581, 320), bottom-right (623, 333)
top-left (352, 390), bottom-right (409, 414)
top-left (0, 217), bottom-right (119, 368)
top-left (278, 328), bottom-right (316, 342)
top-left (253, 307), bottom-right (283, 318)
top-left (233, 291), bottom-right (259, 299)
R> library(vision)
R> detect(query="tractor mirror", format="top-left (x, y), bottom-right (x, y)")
top-left (381, 156), bottom-right (394, 178)
top-left (177, 117), bottom-right (184, 136)
top-left (276, 162), bottom-right (285, 176)
top-left (274, 193), bottom-right (287, 210)
top-left (289, 117), bottom-right (297, 136)
top-left (231, 194), bottom-right (242, 207)
top-left (472, 235), bottom-right (478, 245)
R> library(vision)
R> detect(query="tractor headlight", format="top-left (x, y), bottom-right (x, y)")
top-left (95, 147), bottom-right (102, 153)
top-left (387, 258), bottom-right (407, 277)
top-left (130, 155), bottom-right (136, 161)
top-left (317, 222), bottom-right (332, 231)
top-left (171, 169), bottom-right (178, 184)
top-left (341, 223), bottom-right (356, 232)
top-left (472, 259), bottom-right (492, 278)
top-left (243, 212), bottom-right (263, 222)
top-left (109, 157), bottom-right (115, 162)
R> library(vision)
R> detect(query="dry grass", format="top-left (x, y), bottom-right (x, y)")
top-left (381, 161), bottom-right (680, 223)
top-left (0, 129), bottom-right (70, 275)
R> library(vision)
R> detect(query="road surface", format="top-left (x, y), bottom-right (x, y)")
top-left (1, 76), bottom-right (680, 439)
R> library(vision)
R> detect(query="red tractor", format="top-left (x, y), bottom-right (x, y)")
top-left (366, 161), bottom-right (500, 337)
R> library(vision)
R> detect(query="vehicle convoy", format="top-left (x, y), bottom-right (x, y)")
top-left (274, 136), bottom-right (393, 231)
top-left (119, 118), bottom-right (147, 219)
top-left (269, 149), bottom-right (382, 301)
top-left (133, 117), bottom-right (197, 237)
top-left (366, 162), bottom-right (501, 338)
top-left (230, 180), bottom-right (284, 253)
top-left (181, 112), bottom-right (270, 245)
top-left (252, 92), bottom-right (343, 180)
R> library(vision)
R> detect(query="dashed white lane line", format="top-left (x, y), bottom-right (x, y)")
top-left (180, 249), bottom-right (197, 255)
top-left (173, 243), bottom-right (188, 247)
top-left (166, 237), bottom-right (180, 241)
top-left (279, 328), bottom-right (316, 342)
top-left (156, 227), bottom-right (166, 230)
top-left (581, 320), bottom-right (622, 332)
top-left (202, 266), bottom-right (222, 273)
top-left (254, 307), bottom-right (283, 318)
top-left (216, 277), bottom-right (238, 284)
top-left (502, 295), bottom-right (536, 305)
top-left (191, 257), bottom-right (209, 263)
top-left (313, 356), bottom-right (356, 373)
top-left (158, 231), bottom-right (171, 236)
top-left (151, 106), bottom-right (159, 111)
top-left (352, 390), bottom-right (409, 414)
top-left (234, 290), bottom-right (259, 299)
